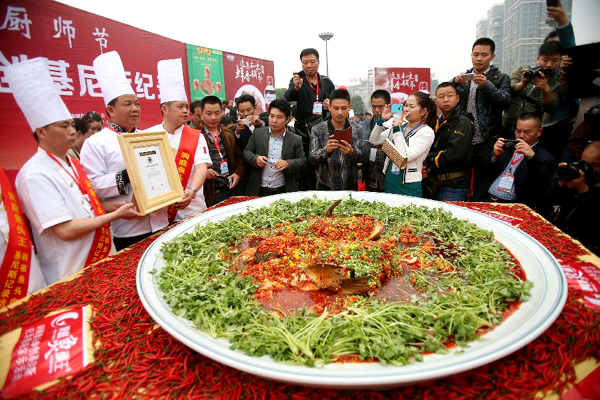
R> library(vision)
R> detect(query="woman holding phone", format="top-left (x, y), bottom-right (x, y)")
top-left (369, 91), bottom-right (436, 197)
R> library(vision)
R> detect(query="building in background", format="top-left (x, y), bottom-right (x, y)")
top-left (488, 3), bottom-right (505, 68)
top-left (476, 0), bottom-right (572, 75)
top-left (476, 19), bottom-right (489, 40)
top-left (475, 18), bottom-right (488, 39)
top-left (347, 78), bottom-right (371, 111)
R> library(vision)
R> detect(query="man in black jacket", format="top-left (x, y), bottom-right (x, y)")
top-left (453, 38), bottom-right (511, 192)
top-left (424, 82), bottom-right (474, 200)
top-left (541, 141), bottom-right (600, 255)
top-left (473, 112), bottom-right (555, 210)
top-left (285, 48), bottom-right (335, 190)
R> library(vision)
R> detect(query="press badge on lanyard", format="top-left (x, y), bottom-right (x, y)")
top-left (497, 153), bottom-right (524, 193)
top-left (211, 130), bottom-right (229, 176)
top-left (308, 78), bottom-right (322, 115)
top-left (369, 148), bottom-right (377, 162)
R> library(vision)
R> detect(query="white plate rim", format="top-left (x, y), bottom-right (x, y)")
top-left (136, 191), bottom-right (567, 388)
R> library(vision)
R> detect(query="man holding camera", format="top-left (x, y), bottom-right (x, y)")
top-left (473, 113), bottom-right (555, 209)
top-left (542, 141), bottom-right (600, 255)
top-left (502, 41), bottom-right (562, 139)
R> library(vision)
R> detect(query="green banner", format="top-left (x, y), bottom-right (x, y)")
top-left (186, 44), bottom-right (226, 101)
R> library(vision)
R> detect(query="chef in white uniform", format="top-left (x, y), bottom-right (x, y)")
top-left (6, 58), bottom-right (142, 286)
top-left (145, 58), bottom-right (211, 221)
top-left (80, 51), bottom-right (168, 250)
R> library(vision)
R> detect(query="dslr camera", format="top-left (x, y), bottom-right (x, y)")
top-left (556, 160), bottom-right (594, 185)
top-left (502, 139), bottom-right (519, 150)
top-left (523, 66), bottom-right (553, 80)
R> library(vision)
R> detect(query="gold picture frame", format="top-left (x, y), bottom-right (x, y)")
top-left (117, 131), bottom-right (184, 215)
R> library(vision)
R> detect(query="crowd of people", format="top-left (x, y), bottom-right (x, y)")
top-left (0, 2), bottom-right (597, 303)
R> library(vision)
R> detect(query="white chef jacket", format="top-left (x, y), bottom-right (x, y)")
top-left (80, 127), bottom-right (169, 237)
top-left (0, 187), bottom-right (46, 293)
top-left (145, 124), bottom-right (212, 221)
top-left (15, 149), bottom-right (116, 286)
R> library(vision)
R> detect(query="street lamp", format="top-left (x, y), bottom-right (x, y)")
top-left (318, 32), bottom-right (334, 77)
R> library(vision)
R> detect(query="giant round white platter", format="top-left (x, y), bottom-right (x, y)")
top-left (137, 191), bottom-right (567, 389)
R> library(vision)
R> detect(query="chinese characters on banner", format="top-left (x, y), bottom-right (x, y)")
top-left (0, 168), bottom-right (32, 308)
top-left (0, 0), bottom-right (187, 174)
top-left (222, 52), bottom-right (276, 115)
top-left (1, 306), bottom-right (91, 398)
top-left (0, 0), bottom-right (275, 176)
top-left (186, 47), bottom-right (276, 114)
top-left (374, 68), bottom-right (431, 107)
top-left (562, 262), bottom-right (600, 310)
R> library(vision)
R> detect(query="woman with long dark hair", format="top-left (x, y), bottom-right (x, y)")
top-left (369, 91), bottom-right (436, 197)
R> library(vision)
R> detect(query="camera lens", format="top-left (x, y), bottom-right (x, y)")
top-left (557, 165), bottom-right (581, 182)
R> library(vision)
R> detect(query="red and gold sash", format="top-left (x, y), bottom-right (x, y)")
top-left (168, 126), bottom-right (201, 223)
top-left (0, 168), bottom-right (32, 307)
top-left (70, 158), bottom-right (112, 266)
top-left (44, 152), bottom-right (112, 266)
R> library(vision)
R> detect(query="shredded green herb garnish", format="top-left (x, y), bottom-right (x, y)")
top-left (157, 197), bottom-right (532, 367)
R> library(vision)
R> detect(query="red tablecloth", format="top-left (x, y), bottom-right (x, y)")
top-left (1, 197), bottom-right (599, 399)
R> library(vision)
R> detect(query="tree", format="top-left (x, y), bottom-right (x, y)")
top-left (351, 95), bottom-right (366, 115)
top-left (276, 88), bottom-right (287, 100)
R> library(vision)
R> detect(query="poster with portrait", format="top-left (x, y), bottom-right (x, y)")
top-left (222, 52), bottom-right (276, 114)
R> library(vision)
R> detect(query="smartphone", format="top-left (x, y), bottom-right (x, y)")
top-left (462, 73), bottom-right (475, 82)
top-left (391, 104), bottom-right (403, 114)
top-left (546, 0), bottom-right (558, 7)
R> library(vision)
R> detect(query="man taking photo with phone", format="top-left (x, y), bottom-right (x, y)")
top-left (285, 48), bottom-right (335, 190)
top-left (453, 38), bottom-right (511, 193)
top-left (309, 89), bottom-right (364, 190)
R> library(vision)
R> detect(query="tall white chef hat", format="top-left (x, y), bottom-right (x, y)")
top-left (4, 58), bottom-right (72, 131)
top-left (93, 51), bottom-right (135, 106)
top-left (157, 58), bottom-right (188, 104)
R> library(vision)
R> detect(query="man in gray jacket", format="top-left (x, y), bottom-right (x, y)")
top-left (243, 99), bottom-right (306, 196)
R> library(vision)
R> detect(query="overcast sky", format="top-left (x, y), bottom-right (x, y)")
top-left (57, 0), bottom-right (600, 88)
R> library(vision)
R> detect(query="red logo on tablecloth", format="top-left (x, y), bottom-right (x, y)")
top-left (475, 210), bottom-right (523, 227)
top-left (1, 307), bottom-right (89, 398)
top-left (561, 262), bottom-right (600, 310)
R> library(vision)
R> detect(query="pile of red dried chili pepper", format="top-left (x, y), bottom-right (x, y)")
top-left (0, 198), bottom-right (598, 399)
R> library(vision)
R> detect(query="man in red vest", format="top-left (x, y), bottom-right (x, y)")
top-left (145, 58), bottom-right (211, 222)
top-left (6, 58), bottom-right (143, 286)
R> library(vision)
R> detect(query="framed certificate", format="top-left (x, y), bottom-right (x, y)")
top-left (118, 132), bottom-right (184, 215)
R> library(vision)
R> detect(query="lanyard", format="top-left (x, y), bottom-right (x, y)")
top-left (45, 151), bottom-right (87, 194)
top-left (207, 128), bottom-right (224, 160)
top-left (508, 152), bottom-right (524, 174)
top-left (307, 76), bottom-right (319, 100)
top-left (403, 122), bottom-right (422, 139)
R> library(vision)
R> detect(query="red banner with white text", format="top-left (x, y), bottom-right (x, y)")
top-left (222, 52), bottom-right (276, 115)
top-left (0, 0), bottom-right (188, 175)
top-left (374, 68), bottom-right (431, 107)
